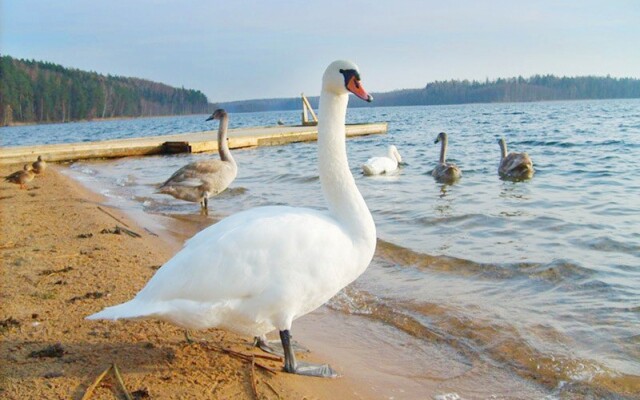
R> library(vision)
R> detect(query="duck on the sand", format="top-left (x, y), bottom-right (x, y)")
top-left (4, 164), bottom-right (36, 189)
top-left (32, 155), bottom-right (47, 175)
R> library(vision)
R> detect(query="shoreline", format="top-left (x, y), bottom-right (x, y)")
top-left (58, 161), bottom-right (560, 399)
top-left (8, 162), bottom-right (634, 398)
top-left (0, 164), bottom-right (368, 399)
top-left (2, 113), bottom-right (205, 128)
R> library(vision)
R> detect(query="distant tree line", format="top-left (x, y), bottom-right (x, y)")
top-left (0, 55), bottom-right (210, 125)
top-left (3, 54), bottom-right (639, 125)
top-left (214, 75), bottom-right (640, 113)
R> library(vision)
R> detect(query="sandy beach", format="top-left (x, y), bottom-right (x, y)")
top-left (0, 164), bottom-right (368, 399)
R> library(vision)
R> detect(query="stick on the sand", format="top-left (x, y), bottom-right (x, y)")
top-left (115, 225), bottom-right (142, 238)
top-left (0, 241), bottom-right (19, 250)
top-left (80, 365), bottom-right (112, 400)
top-left (250, 356), bottom-right (259, 400)
top-left (264, 380), bottom-right (282, 400)
top-left (206, 344), bottom-right (279, 374)
top-left (97, 206), bottom-right (131, 228)
top-left (112, 363), bottom-right (133, 400)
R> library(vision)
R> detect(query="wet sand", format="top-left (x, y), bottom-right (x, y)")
top-left (0, 165), bottom-right (367, 399)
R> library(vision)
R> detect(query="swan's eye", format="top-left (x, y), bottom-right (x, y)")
top-left (339, 69), bottom-right (360, 88)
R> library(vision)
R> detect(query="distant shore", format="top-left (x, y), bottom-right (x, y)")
top-left (2, 113), bottom-right (205, 128)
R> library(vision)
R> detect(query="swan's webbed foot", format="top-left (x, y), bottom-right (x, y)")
top-left (279, 330), bottom-right (337, 378)
top-left (184, 329), bottom-right (198, 344)
top-left (253, 335), bottom-right (309, 357)
top-left (286, 360), bottom-right (338, 378)
top-left (199, 201), bottom-right (209, 215)
top-left (253, 335), bottom-right (278, 355)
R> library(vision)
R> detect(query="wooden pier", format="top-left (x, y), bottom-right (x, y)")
top-left (0, 122), bottom-right (387, 165)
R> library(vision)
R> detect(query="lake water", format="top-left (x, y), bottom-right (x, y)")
top-left (3, 99), bottom-right (639, 398)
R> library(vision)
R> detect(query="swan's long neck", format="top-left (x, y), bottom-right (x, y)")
top-left (439, 136), bottom-right (448, 164)
top-left (318, 90), bottom-right (375, 240)
top-left (499, 140), bottom-right (508, 160)
top-left (388, 147), bottom-right (399, 163)
top-left (217, 115), bottom-right (235, 165)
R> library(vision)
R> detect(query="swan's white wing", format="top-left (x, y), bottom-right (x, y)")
top-left (159, 160), bottom-right (237, 199)
top-left (161, 160), bottom-right (232, 187)
top-left (502, 152), bottom-right (532, 173)
top-left (90, 206), bottom-right (360, 333)
top-left (362, 156), bottom-right (397, 175)
top-left (147, 206), bottom-right (353, 301)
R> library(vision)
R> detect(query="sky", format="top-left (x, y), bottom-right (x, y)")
top-left (2, 0), bottom-right (639, 102)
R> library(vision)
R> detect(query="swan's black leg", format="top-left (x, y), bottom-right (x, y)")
top-left (280, 329), bottom-right (297, 372)
top-left (203, 197), bottom-right (209, 215)
top-left (279, 329), bottom-right (337, 378)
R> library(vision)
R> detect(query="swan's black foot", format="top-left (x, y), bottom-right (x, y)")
top-left (253, 336), bottom-right (278, 355)
top-left (279, 329), bottom-right (337, 378)
top-left (199, 197), bottom-right (209, 215)
top-left (184, 329), bottom-right (195, 344)
top-left (286, 361), bottom-right (338, 378)
top-left (253, 335), bottom-right (309, 356)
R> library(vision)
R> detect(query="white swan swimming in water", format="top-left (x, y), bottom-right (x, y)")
top-left (158, 109), bottom-right (237, 214)
top-left (432, 132), bottom-right (462, 184)
top-left (498, 137), bottom-right (535, 181)
top-left (87, 60), bottom-right (376, 378)
top-left (362, 145), bottom-right (402, 175)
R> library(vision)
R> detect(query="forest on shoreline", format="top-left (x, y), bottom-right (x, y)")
top-left (2, 55), bottom-right (639, 125)
top-left (0, 55), bottom-right (209, 125)
top-left (216, 75), bottom-right (640, 113)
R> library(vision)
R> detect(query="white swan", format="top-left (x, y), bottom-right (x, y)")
top-left (158, 109), bottom-right (237, 214)
top-left (362, 145), bottom-right (402, 175)
top-left (432, 132), bottom-right (462, 184)
top-left (87, 60), bottom-right (376, 377)
top-left (498, 137), bottom-right (535, 181)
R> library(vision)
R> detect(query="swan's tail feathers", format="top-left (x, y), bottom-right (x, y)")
top-left (512, 164), bottom-right (534, 179)
top-left (362, 164), bottom-right (378, 176)
top-left (156, 185), bottom-right (175, 195)
top-left (86, 300), bottom-right (163, 321)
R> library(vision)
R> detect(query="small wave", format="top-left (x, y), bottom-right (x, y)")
top-left (220, 186), bottom-right (248, 196)
top-left (519, 139), bottom-right (628, 149)
top-left (526, 259), bottom-right (593, 282)
top-left (265, 172), bottom-right (318, 184)
top-left (329, 286), bottom-right (634, 397)
top-left (575, 236), bottom-right (640, 255)
top-left (518, 139), bottom-right (568, 147)
top-left (70, 164), bottom-right (98, 176)
top-left (433, 393), bottom-right (461, 400)
top-left (417, 213), bottom-right (489, 228)
top-left (375, 239), bottom-right (594, 283)
top-left (115, 175), bottom-right (137, 187)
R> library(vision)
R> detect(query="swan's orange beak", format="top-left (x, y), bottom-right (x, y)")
top-left (346, 76), bottom-right (373, 102)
